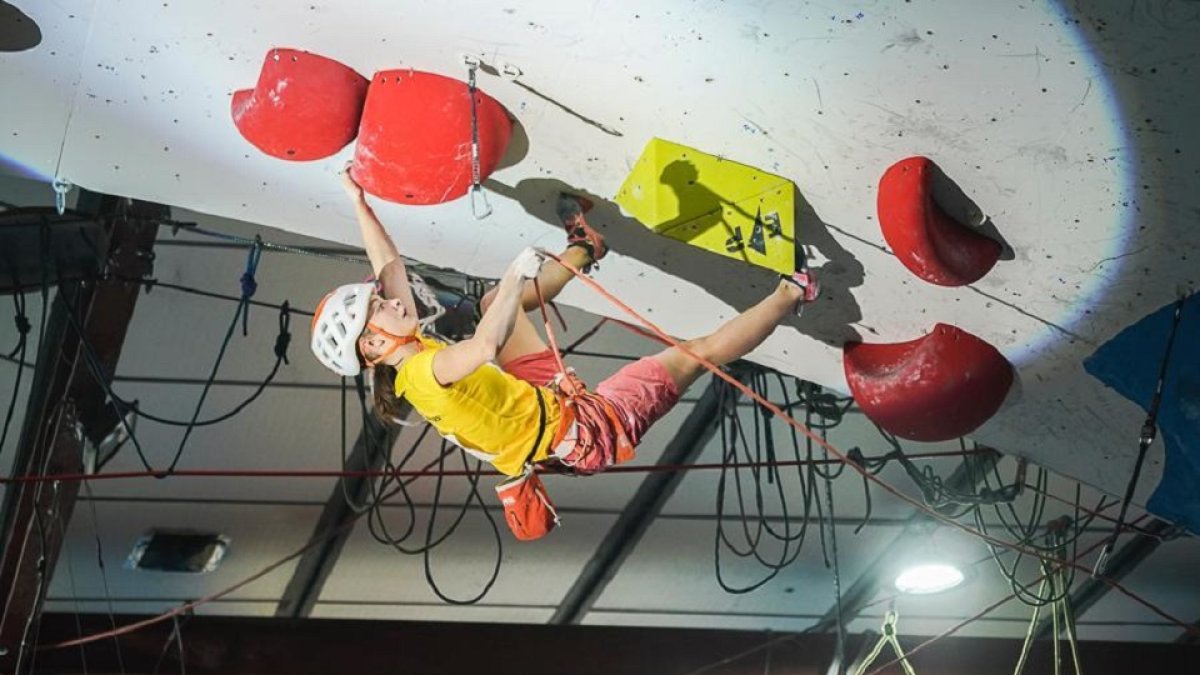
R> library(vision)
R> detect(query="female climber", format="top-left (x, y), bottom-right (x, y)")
top-left (310, 168), bottom-right (818, 536)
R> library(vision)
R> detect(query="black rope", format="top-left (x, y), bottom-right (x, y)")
top-left (823, 443), bottom-right (846, 675)
top-left (161, 242), bottom-right (266, 472)
top-left (61, 242), bottom-right (293, 474)
top-left (82, 482), bottom-right (128, 674)
top-left (109, 302), bottom-right (292, 429)
top-left (238, 237), bottom-right (263, 336)
top-left (422, 444), bottom-right (503, 605)
top-left (0, 290), bottom-right (32, 459)
top-left (330, 370), bottom-right (505, 603)
top-left (128, 276), bottom-right (311, 316)
top-left (1095, 294), bottom-right (1188, 576)
top-left (714, 373), bottom-right (814, 594)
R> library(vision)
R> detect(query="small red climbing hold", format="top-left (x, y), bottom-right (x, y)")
top-left (231, 48), bottom-right (368, 161)
top-left (351, 69), bottom-right (512, 205)
top-left (843, 323), bottom-right (1014, 442)
top-left (877, 156), bottom-right (1001, 286)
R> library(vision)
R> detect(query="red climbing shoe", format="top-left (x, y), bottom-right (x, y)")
top-left (785, 269), bottom-right (820, 315)
top-left (557, 193), bottom-right (607, 270)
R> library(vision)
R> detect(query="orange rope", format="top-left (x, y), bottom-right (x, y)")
top-left (537, 249), bottom-right (1198, 637)
top-left (532, 277), bottom-right (570, 378)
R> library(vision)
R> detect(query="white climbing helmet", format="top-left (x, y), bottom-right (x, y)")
top-left (310, 282), bottom-right (374, 377)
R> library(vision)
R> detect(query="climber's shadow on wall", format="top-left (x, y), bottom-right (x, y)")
top-left (485, 173), bottom-right (865, 347)
top-left (791, 186), bottom-right (866, 344)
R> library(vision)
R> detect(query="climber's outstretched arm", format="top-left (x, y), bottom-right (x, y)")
top-left (341, 167), bottom-right (418, 317)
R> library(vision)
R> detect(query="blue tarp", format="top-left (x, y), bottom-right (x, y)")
top-left (1084, 293), bottom-right (1200, 534)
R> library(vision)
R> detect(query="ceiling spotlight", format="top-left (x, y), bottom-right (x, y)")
top-left (894, 562), bottom-right (965, 595)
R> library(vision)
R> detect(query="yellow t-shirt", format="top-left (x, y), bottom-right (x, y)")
top-left (393, 338), bottom-right (563, 476)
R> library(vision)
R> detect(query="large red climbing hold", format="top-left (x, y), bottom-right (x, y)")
top-left (877, 157), bottom-right (1001, 286)
top-left (351, 69), bottom-right (512, 205)
top-left (843, 323), bottom-right (1014, 442)
top-left (231, 48), bottom-right (369, 161)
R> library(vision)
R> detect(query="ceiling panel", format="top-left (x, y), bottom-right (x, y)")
top-left (47, 500), bottom-right (322, 606)
top-left (596, 521), bottom-right (895, 620)
top-left (84, 383), bottom-right (364, 503)
top-left (319, 510), bottom-right (617, 608)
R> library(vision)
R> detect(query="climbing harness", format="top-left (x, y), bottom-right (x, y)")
top-left (852, 611), bottom-right (917, 675)
top-left (532, 274), bottom-right (634, 474)
top-left (1094, 293), bottom-right (1187, 577)
top-left (463, 55), bottom-right (492, 220)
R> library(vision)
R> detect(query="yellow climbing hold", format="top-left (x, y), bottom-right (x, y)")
top-left (615, 137), bottom-right (797, 274)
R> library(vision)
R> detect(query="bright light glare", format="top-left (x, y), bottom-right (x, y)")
top-left (894, 563), bottom-right (965, 595)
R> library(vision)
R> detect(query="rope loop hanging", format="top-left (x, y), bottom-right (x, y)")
top-left (853, 611), bottom-right (918, 675)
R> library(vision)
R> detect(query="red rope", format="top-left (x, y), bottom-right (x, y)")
top-left (532, 277), bottom-right (571, 379)
top-left (536, 249), bottom-right (1199, 636)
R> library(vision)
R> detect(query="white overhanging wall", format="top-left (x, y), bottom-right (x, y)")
top-left (2, 0), bottom-right (1198, 518)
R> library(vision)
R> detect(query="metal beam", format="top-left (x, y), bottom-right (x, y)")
top-left (550, 363), bottom-right (756, 625)
top-left (0, 195), bottom-right (160, 673)
top-left (809, 448), bottom-right (1001, 636)
top-left (1034, 518), bottom-right (1174, 640)
top-left (1177, 619), bottom-right (1200, 645)
top-left (274, 406), bottom-right (397, 618)
top-left (33, 612), bottom-right (1200, 675)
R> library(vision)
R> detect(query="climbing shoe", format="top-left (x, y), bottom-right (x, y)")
top-left (557, 193), bottom-right (607, 271)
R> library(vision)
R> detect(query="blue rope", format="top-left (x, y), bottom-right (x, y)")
top-left (239, 237), bottom-right (263, 336)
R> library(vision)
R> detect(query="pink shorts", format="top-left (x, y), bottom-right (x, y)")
top-left (502, 349), bottom-right (680, 448)
top-left (501, 349), bottom-right (560, 387)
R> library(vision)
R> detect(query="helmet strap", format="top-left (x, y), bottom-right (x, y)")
top-left (362, 321), bottom-right (423, 368)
